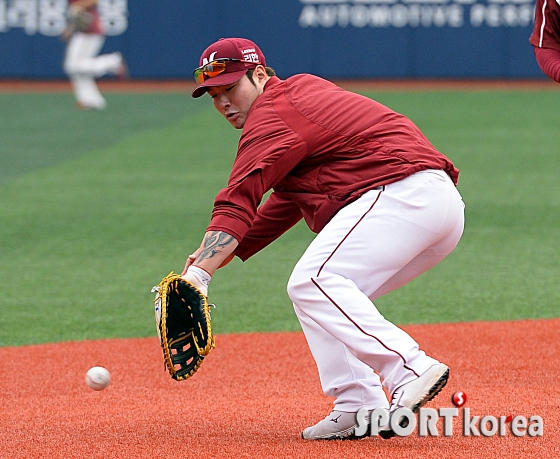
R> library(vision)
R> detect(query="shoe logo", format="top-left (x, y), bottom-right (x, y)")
top-left (329, 415), bottom-right (342, 423)
top-left (391, 391), bottom-right (404, 409)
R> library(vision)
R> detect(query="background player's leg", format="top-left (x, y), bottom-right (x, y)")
top-left (64, 33), bottom-right (110, 109)
top-left (69, 74), bottom-right (107, 110)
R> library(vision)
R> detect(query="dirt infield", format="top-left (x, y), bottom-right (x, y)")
top-left (0, 318), bottom-right (558, 459)
top-left (0, 78), bottom-right (558, 93)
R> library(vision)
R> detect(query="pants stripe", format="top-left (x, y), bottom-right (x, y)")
top-left (316, 188), bottom-right (384, 277)
top-left (310, 277), bottom-right (420, 378)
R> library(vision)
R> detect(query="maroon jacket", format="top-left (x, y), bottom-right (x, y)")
top-left (530, 0), bottom-right (560, 82)
top-left (207, 74), bottom-right (459, 261)
top-left (530, 0), bottom-right (560, 51)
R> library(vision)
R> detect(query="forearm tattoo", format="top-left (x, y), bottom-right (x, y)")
top-left (195, 231), bottom-right (235, 264)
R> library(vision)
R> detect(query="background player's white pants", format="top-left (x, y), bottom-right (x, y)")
top-left (64, 33), bottom-right (123, 109)
top-left (287, 169), bottom-right (464, 412)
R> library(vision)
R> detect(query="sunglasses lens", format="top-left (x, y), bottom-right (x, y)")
top-left (205, 61), bottom-right (227, 77)
top-left (193, 68), bottom-right (205, 84)
top-left (193, 61), bottom-right (229, 84)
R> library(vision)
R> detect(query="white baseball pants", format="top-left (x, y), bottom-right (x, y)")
top-left (64, 32), bottom-right (123, 109)
top-left (287, 169), bottom-right (464, 412)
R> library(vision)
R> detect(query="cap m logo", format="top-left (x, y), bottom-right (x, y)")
top-left (202, 52), bottom-right (218, 66)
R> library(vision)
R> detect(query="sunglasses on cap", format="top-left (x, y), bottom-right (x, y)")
top-left (193, 58), bottom-right (249, 84)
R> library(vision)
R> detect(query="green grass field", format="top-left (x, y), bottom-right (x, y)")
top-left (1, 88), bottom-right (559, 347)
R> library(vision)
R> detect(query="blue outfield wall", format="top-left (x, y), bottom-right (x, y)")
top-left (0, 0), bottom-right (544, 80)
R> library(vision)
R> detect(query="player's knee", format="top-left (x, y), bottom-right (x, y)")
top-left (64, 58), bottom-right (88, 75)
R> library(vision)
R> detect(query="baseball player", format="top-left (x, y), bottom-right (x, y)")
top-left (61, 0), bottom-right (127, 110)
top-left (181, 37), bottom-right (465, 440)
top-left (530, 0), bottom-right (560, 83)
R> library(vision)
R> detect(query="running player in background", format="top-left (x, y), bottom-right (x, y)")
top-left (182, 37), bottom-right (465, 440)
top-left (61, 0), bottom-right (127, 110)
top-left (530, 0), bottom-right (560, 83)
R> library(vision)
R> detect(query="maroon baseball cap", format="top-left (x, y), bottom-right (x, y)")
top-left (191, 37), bottom-right (266, 98)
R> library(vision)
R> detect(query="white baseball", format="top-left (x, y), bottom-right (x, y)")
top-left (85, 366), bottom-right (111, 391)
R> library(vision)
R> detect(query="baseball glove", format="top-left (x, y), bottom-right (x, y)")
top-left (68, 8), bottom-right (93, 32)
top-left (152, 272), bottom-right (215, 381)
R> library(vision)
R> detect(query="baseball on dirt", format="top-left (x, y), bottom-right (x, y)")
top-left (85, 366), bottom-right (111, 391)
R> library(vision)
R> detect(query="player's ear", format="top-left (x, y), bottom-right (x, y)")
top-left (252, 65), bottom-right (269, 91)
top-left (253, 65), bottom-right (267, 79)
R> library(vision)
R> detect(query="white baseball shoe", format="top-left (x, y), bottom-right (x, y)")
top-left (302, 410), bottom-right (365, 440)
top-left (379, 363), bottom-right (449, 439)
